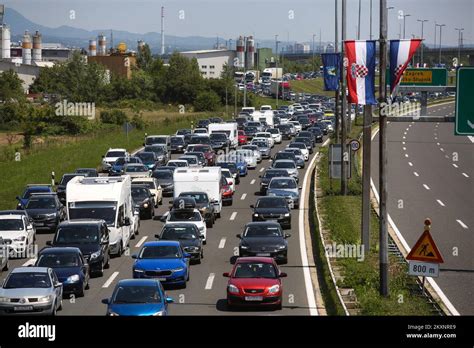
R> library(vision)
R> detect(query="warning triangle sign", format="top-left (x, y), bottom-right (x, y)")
top-left (407, 230), bottom-right (444, 263)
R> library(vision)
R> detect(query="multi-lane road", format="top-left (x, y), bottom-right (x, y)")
top-left (371, 101), bottom-right (474, 315)
top-left (0, 131), bottom-right (324, 315)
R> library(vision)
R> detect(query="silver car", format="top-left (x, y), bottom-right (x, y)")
top-left (251, 139), bottom-right (271, 159)
top-left (271, 159), bottom-right (299, 181)
top-left (241, 145), bottom-right (262, 163)
top-left (123, 163), bottom-right (152, 178)
top-left (266, 177), bottom-right (301, 209)
top-left (0, 237), bottom-right (8, 272)
top-left (235, 149), bottom-right (258, 169)
top-left (0, 267), bottom-right (63, 315)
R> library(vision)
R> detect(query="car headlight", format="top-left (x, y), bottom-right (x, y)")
top-left (199, 226), bottom-right (205, 232)
top-left (13, 236), bottom-right (26, 242)
top-left (240, 244), bottom-right (248, 249)
top-left (268, 284), bottom-right (280, 294)
top-left (253, 213), bottom-right (259, 217)
top-left (66, 274), bottom-right (80, 283)
top-left (143, 203), bottom-right (149, 208)
top-left (228, 284), bottom-right (239, 294)
top-left (134, 269), bottom-right (144, 273)
top-left (38, 295), bottom-right (53, 303)
top-left (277, 245), bottom-right (286, 250)
top-left (284, 213), bottom-right (291, 217)
top-left (91, 250), bottom-right (101, 259)
top-left (153, 311), bottom-right (165, 316)
top-left (0, 297), bottom-right (10, 303)
top-left (172, 268), bottom-right (184, 272)
top-left (45, 213), bottom-right (56, 218)
top-left (109, 311), bottom-right (119, 316)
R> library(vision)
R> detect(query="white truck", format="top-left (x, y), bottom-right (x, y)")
top-left (252, 111), bottom-right (274, 127)
top-left (173, 167), bottom-right (223, 218)
top-left (208, 122), bottom-right (238, 149)
top-left (270, 80), bottom-right (290, 98)
top-left (66, 176), bottom-right (136, 257)
top-left (262, 68), bottom-right (283, 80)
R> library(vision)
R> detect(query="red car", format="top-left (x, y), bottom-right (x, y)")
top-left (238, 130), bottom-right (248, 145)
top-left (187, 144), bottom-right (216, 166)
top-left (223, 257), bottom-right (287, 310)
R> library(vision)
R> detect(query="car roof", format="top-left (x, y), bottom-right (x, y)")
top-left (59, 219), bottom-right (104, 226)
top-left (117, 279), bottom-right (160, 287)
top-left (39, 247), bottom-right (82, 255)
top-left (107, 148), bottom-right (126, 152)
top-left (142, 240), bottom-right (181, 247)
top-left (0, 214), bottom-right (23, 220)
top-left (12, 267), bottom-right (49, 274)
top-left (235, 256), bottom-right (275, 264)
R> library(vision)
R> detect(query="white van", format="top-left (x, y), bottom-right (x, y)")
top-left (173, 167), bottom-right (223, 218)
top-left (252, 111), bottom-right (274, 127)
top-left (208, 122), bottom-right (238, 149)
top-left (66, 176), bottom-right (135, 256)
top-left (241, 107), bottom-right (255, 115)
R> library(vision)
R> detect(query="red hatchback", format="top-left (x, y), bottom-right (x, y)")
top-left (238, 130), bottom-right (248, 145)
top-left (223, 257), bottom-right (287, 310)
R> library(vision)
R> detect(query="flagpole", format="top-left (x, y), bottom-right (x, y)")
top-left (340, 0), bottom-right (348, 196)
top-left (335, 0), bottom-right (340, 143)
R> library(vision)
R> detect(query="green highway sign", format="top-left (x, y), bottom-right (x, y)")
top-left (387, 68), bottom-right (448, 86)
top-left (455, 67), bottom-right (474, 136)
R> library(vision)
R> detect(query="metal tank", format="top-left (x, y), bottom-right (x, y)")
top-left (22, 30), bottom-right (32, 65)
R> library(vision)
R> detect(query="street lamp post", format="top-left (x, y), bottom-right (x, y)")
top-left (312, 34), bottom-right (316, 72)
top-left (417, 19), bottom-right (428, 66)
top-left (275, 35), bottom-right (280, 108)
top-left (403, 13), bottom-right (411, 39)
top-left (437, 24), bottom-right (446, 65)
top-left (455, 28), bottom-right (464, 65)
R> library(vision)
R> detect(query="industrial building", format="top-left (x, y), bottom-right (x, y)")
top-left (180, 49), bottom-right (236, 79)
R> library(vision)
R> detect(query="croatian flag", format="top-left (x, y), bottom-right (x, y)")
top-left (389, 39), bottom-right (422, 94)
top-left (344, 40), bottom-right (377, 105)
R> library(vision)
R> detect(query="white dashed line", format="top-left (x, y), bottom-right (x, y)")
top-left (404, 154), bottom-right (409, 158)
top-left (218, 237), bottom-right (226, 249)
top-left (468, 136), bottom-right (474, 143)
top-left (22, 258), bottom-right (37, 267)
top-left (402, 147), bottom-right (406, 151)
top-left (452, 163), bottom-right (458, 168)
top-left (135, 236), bottom-right (148, 248)
top-left (402, 136), bottom-right (406, 139)
top-left (436, 200), bottom-right (445, 207)
top-left (241, 193), bottom-right (247, 200)
top-left (456, 220), bottom-right (468, 229)
top-left (414, 172), bottom-right (419, 177)
top-left (205, 273), bottom-right (215, 290)
top-left (436, 142), bottom-right (440, 146)
top-left (404, 131), bottom-right (407, 135)
top-left (435, 137), bottom-right (438, 140)
top-left (102, 272), bottom-right (119, 288)
top-left (259, 167), bottom-right (265, 172)
top-left (408, 162), bottom-right (413, 167)
top-left (440, 148), bottom-right (444, 152)
top-left (462, 173), bottom-right (469, 178)
top-left (250, 179), bottom-right (256, 184)
top-left (423, 184), bottom-right (430, 190)
top-left (230, 212), bottom-right (237, 220)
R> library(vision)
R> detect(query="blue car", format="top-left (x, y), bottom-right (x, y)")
top-left (35, 247), bottom-right (90, 297)
top-left (109, 156), bottom-right (142, 176)
top-left (219, 155), bottom-right (248, 177)
top-left (102, 279), bottom-right (174, 316)
top-left (132, 241), bottom-right (190, 288)
top-left (16, 185), bottom-right (53, 209)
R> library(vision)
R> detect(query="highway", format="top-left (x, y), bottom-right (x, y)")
top-left (371, 101), bottom-right (474, 315)
top-left (0, 131), bottom-right (324, 316)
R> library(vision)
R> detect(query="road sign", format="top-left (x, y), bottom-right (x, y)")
top-left (406, 230), bottom-right (444, 263)
top-left (400, 68), bottom-right (447, 86)
top-left (329, 144), bottom-right (351, 179)
top-left (455, 67), bottom-right (474, 135)
top-left (349, 139), bottom-right (360, 151)
top-left (408, 261), bottom-right (440, 277)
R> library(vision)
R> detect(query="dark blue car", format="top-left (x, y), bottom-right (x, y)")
top-left (35, 247), bottom-right (89, 297)
top-left (132, 241), bottom-right (190, 288)
top-left (109, 157), bottom-right (142, 176)
top-left (16, 185), bottom-right (53, 209)
top-left (102, 279), bottom-right (174, 316)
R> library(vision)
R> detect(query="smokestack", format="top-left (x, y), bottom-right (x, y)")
top-left (22, 30), bottom-right (32, 65)
top-left (89, 39), bottom-right (97, 56)
top-left (98, 34), bottom-right (106, 55)
top-left (32, 30), bottom-right (42, 63)
top-left (246, 36), bottom-right (255, 70)
top-left (0, 24), bottom-right (11, 59)
top-left (236, 36), bottom-right (245, 68)
top-left (160, 6), bottom-right (165, 55)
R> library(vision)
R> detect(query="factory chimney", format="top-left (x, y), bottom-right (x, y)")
top-left (98, 34), bottom-right (107, 55)
top-left (0, 24), bottom-right (11, 59)
top-left (22, 30), bottom-right (32, 65)
top-left (32, 30), bottom-right (42, 63)
top-left (236, 35), bottom-right (245, 68)
top-left (160, 6), bottom-right (165, 55)
top-left (246, 36), bottom-right (255, 69)
top-left (89, 39), bottom-right (97, 56)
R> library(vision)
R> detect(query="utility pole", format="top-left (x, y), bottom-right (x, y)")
top-left (378, 0), bottom-right (389, 297)
top-left (434, 21), bottom-right (437, 53)
top-left (403, 13), bottom-right (411, 39)
top-left (455, 28), bottom-right (464, 65)
top-left (335, 0), bottom-right (340, 143)
top-left (417, 19), bottom-right (428, 66)
top-left (357, 0), bottom-right (361, 40)
top-left (438, 24), bottom-right (446, 65)
top-left (275, 35), bottom-right (280, 108)
top-left (319, 28), bottom-right (322, 54)
top-left (312, 34), bottom-right (316, 72)
top-left (369, 0), bottom-right (373, 40)
top-left (340, 0), bottom-right (347, 195)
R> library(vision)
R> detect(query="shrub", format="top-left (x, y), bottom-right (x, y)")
top-left (194, 90), bottom-right (221, 112)
top-left (100, 109), bottom-right (128, 125)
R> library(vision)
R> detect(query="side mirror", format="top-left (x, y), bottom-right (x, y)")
top-left (124, 217), bottom-right (131, 226)
top-left (154, 234), bottom-right (160, 239)
top-left (46, 241), bottom-right (52, 246)
top-left (150, 193), bottom-right (156, 197)
top-left (101, 298), bottom-right (109, 305)
top-left (101, 155), bottom-right (105, 159)
top-left (258, 175), bottom-right (262, 178)
top-left (279, 272), bottom-right (288, 278)
top-left (285, 234), bottom-right (291, 239)
top-left (165, 297), bottom-right (174, 304)
top-left (16, 196), bottom-right (20, 201)
top-left (131, 253), bottom-right (138, 259)
top-left (54, 182), bottom-right (59, 186)
top-left (199, 235), bottom-right (205, 239)
top-left (249, 204), bottom-right (254, 209)
top-left (298, 186), bottom-right (302, 190)
top-left (54, 282), bottom-right (62, 288)
top-left (222, 272), bottom-right (230, 277)
top-left (236, 234), bottom-right (242, 239)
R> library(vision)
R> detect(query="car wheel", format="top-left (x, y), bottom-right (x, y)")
top-left (275, 300), bottom-right (283, 311)
top-left (187, 271), bottom-right (190, 281)
top-left (96, 260), bottom-right (105, 277)
top-left (2, 259), bottom-right (9, 272)
top-left (206, 219), bottom-right (212, 228)
top-left (58, 297), bottom-right (63, 310)
top-left (104, 256), bottom-right (110, 269)
top-left (77, 284), bottom-right (85, 298)
top-left (201, 250), bottom-right (204, 259)
top-left (52, 302), bottom-right (57, 316)
top-left (217, 212), bottom-right (221, 219)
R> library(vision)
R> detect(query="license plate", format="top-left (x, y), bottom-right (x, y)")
top-left (256, 253), bottom-right (271, 256)
top-left (35, 222), bottom-right (44, 226)
top-left (245, 296), bottom-right (263, 301)
top-left (14, 306), bottom-right (33, 311)
top-left (267, 219), bottom-right (278, 223)
top-left (156, 278), bottom-right (167, 282)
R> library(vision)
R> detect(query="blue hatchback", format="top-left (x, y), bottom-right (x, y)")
top-left (132, 241), bottom-right (190, 288)
top-left (16, 185), bottom-right (53, 209)
top-left (102, 279), bottom-right (174, 316)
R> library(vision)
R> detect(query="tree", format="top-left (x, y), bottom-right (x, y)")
top-left (136, 43), bottom-right (153, 70)
top-left (194, 90), bottom-right (221, 111)
top-left (0, 70), bottom-right (25, 102)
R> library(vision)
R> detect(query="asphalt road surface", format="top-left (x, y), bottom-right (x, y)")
top-left (1, 131), bottom-right (325, 316)
top-left (371, 101), bottom-right (474, 315)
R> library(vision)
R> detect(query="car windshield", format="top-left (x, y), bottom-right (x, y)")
top-left (256, 198), bottom-right (287, 208)
top-left (125, 165), bottom-right (148, 173)
top-left (286, 149), bottom-right (302, 156)
top-left (161, 226), bottom-right (198, 240)
top-left (115, 157), bottom-right (140, 165)
top-left (194, 129), bottom-right (207, 134)
top-left (154, 171), bottom-right (173, 180)
top-left (264, 170), bottom-right (288, 179)
top-left (146, 137), bottom-right (167, 145)
top-left (274, 162), bottom-right (296, 169)
top-left (113, 285), bottom-right (161, 304)
top-left (60, 175), bottom-right (77, 185)
top-left (133, 181), bottom-right (155, 190)
top-left (68, 202), bottom-right (116, 226)
top-left (106, 151), bottom-right (125, 157)
top-left (23, 188), bottom-right (50, 199)
top-left (139, 245), bottom-right (181, 259)
top-left (137, 153), bottom-right (155, 162)
top-left (4, 272), bottom-right (52, 289)
top-left (55, 225), bottom-right (100, 244)
top-left (171, 137), bottom-right (184, 144)
top-left (276, 153), bottom-right (294, 160)
top-left (244, 224), bottom-right (282, 237)
top-left (0, 219), bottom-right (24, 231)
top-left (267, 129), bottom-right (278, 134)
top-left (37, 253), bottom-right (80, 268)
top-left (242, 146), bottom-right (258, 151)
top-left (253, 142), bottom-right (267, 148)
top-left (132, 187), bottom-right (150, 201)
top-left (222, 171), bottom-right (231, 178)
top-left (180, 193), bottom-right (208, 203)
top-left (210, 133), bottom-right (227, 141)
top-left (290, 143), bottom-right (306, 149)
top-left (168, 161), bottom-right (187, 167)
top-left (176, 129), bottom-right (191, 136)
top-left (145, 146), bottom-right (165, 155)
top-left (26, 197), bottom-right (56, 209)
top-left (269, 179), bottom-right (297, 189)
top-left (233, 262), bottom-right (277, 279)
top-left (190, 136), bottom-right (209, 144)
top-left (169, 211), bottom-right (201, 222)
top-left (181, 157), bottom-right (197, 165)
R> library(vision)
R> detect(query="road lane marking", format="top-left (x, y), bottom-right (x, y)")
top-left (436, 200), bottom-right (445, 207)
top-left (259, 167), bottom-right (265, 172)
top-left (250, 179), bottom-right (256, 184)
top-left (402, 147), bottom-right (406, 151)
top-left (414, 172), bottom-right (419, 177)
top-left (456, 220), bottom-right (468, 229)
top-left (440, 148), bottom-right (444, 152)
top-left (452, 163), bottom-right (458, 168)
top-left (404, 131), bottom-right (407, 135)
top-left (218, 237), bottom-right (226, 249)
top-left (241, 193), bottom-right (247, 200)
top-left (468, 136), bottom-right (474, 143)
top-left (408, 162), bottom-right (413, 166)
top-left (102, 272), bottom-right (119, 288)
top-left (462, 173), bottom-right (469, 178)
top-left (135, 236), bottom-right (148, 248)
top-left (22, 258), bottom-right (37, 267)
top-left (423, 184), bottom-right (430, 190)
top-left (205, 273), bottom-right (215, 290)
top-left (404, 154), bottom-right (409, 158)
top-left (436, 142), bottom-right (440, 146)
top-left (230, 212), bottom-right (237, 220)
top-left (402, 141), bottom-right (406, 145)
top-left (402, 136), bottom-right (406, 139)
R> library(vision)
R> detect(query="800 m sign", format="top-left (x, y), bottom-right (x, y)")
top-left (408, 261), bottom-right (439, 277)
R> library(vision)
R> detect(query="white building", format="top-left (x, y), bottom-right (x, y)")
top-left (294, 43), bottom-right (310, 53)
top-left (180, 49), bottom-right (236, 79)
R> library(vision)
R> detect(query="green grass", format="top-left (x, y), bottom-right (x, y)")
top-left (315, 125), bottom-right (435, 315)
top-left (0, 112), bottom-right (226, 211)
top-left (290, 78), bottom-right (334, 97)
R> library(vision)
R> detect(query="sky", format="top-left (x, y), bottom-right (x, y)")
top-left (3, 0), bottom-right (473, 47)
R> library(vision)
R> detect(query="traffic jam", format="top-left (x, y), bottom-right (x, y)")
top-left (0, 102), bottom-right (334, 315)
